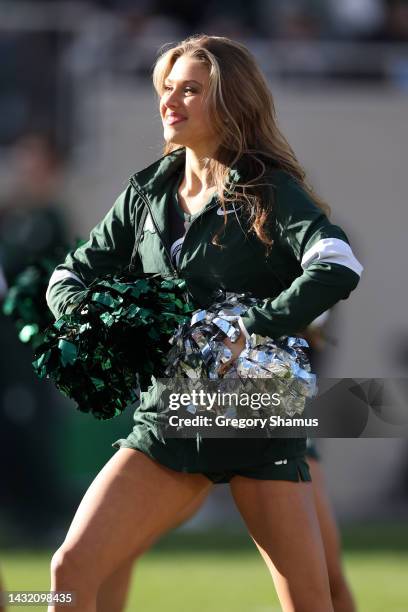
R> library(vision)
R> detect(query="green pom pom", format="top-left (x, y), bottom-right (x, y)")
top-left (58, 339), bottom-right (78, 366)
top-left (33, 272), bottom-right (195, 420)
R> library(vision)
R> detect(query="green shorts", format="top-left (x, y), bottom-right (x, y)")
top-left (202, 457), bottom-right (311, 484)
top-left (113, 420), bottom-right (312, 485)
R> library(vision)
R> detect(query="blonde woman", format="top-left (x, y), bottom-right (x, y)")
top-left (47, 35), bottom-right (363, 611)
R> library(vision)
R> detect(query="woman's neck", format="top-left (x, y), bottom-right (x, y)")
top-left (182, 146), bottom-right (217, 196)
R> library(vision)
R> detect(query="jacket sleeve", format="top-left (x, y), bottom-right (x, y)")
top-left (239, 175), bottom-right (363, 340)
top-left (46, 185), bottom-right (142, 320)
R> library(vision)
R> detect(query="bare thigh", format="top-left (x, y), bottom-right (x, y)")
top-left (96, 487), bottom-right (210, 612)
top-left (53, 449), bottom-right (212, 590)
top-left (230, 476), bottom-right (333, 612)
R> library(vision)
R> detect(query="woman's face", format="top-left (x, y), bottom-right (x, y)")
top-left (160, 55), bottom-right (218, 154)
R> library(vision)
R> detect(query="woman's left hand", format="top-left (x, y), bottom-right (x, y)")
top-left (218, 331), bottom-right (246, 376)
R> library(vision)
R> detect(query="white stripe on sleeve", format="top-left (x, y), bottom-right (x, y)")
top-left (301, 238), bottom-right (363, 276)
top-left (46, 268), bottom-right (87, 303)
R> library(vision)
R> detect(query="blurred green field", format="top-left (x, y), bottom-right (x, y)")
top-left (1, 525), bottom-right (408, 611)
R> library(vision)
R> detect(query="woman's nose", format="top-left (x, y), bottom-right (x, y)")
top-left (164, 89), bottom-right (180, 108)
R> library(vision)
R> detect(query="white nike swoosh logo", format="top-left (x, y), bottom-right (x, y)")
top-left (216, 207), bottom-right (236, 215)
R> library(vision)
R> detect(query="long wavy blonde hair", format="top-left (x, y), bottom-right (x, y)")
top-left (152, 34), bottom-right (329, 253)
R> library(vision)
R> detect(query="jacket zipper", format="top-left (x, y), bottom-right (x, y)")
top-left (130, 176), bottom-right (224, 276)
top-left (130, 178), bottom-right (179, 279)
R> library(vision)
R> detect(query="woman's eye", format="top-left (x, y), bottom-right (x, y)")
top-left (163, 85), bottom-right (196, 94)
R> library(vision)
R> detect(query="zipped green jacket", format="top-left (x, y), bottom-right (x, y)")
top-left (45, 148), bottom-right (363, 471)
top-left (46, 148), bottom-right (363, 339)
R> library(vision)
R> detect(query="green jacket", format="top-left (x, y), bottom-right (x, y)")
top-left (46, 148), bottom-right (363, 338)
top-left (45, 148), bottom-right (363, 470)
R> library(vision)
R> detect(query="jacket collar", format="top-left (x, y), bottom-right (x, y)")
top-left (130, 147), bottom-right (249, 199)
top-left (129, 148), bottom-right (280, 216)
top-left (130, 148), bottom-right (186, 201)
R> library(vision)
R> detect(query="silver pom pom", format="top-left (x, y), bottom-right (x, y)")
top-left (165, 292), bottom-right (317, 416)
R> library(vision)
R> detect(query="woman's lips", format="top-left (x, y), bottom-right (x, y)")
top-left (166, 115), bottom-right (187, 125)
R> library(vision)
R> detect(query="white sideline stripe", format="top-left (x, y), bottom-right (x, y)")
top-left (301, 238), bottom-right (363, 276)
top-left (46, 269), bottom-right (86, 302)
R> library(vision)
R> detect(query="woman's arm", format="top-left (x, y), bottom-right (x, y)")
top-left (239, 175), bottom-right (363, 340)
top-left (46, 185), bottom-right (143, 320)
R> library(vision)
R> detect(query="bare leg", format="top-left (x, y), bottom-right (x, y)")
top-left (49, 449), bottom-right (212, 611)
top-left (308, 459), bottom-right (356, 612)
top-left (96, 487), bottom-right (210, 612)
top-left (231, 476), bottom-right (333, 612)
top-left (95, 558), bottom-right (134, 612)
top-left (98, 460), bottom-right (356, 612)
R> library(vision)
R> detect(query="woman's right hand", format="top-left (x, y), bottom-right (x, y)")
top-left (218, 331), bottom-right (246, 376)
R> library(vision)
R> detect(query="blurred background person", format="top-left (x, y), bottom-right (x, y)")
top-left (0, 132), bottom-right (69, 545)
top-left (0, 132), bottom-right (67, 289)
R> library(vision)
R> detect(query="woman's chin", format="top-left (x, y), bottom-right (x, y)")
top-left (164, 134), bottom-right (188, 147)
